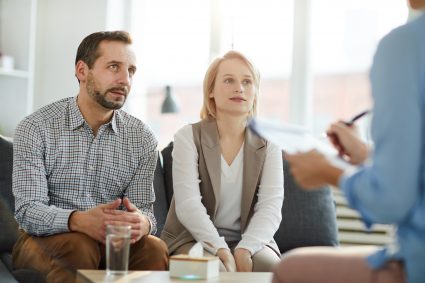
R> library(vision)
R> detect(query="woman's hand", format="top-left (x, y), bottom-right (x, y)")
top-left (285, 150), bottom-right (343, 188)
top-left (327, 122), bottom-right (369, 165)
top-left (234, 248), bottom-right (253, 272)
top-left (216, 248), bottom-right (237, 272)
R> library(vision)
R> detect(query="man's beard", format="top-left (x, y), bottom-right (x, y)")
top-left (86, 73), bottom-right (128, 110)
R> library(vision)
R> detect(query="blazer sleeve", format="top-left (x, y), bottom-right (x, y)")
top-left (237, 142), bottom-right (284, 254)
top-left (173, 124), bottom-right (229, 254)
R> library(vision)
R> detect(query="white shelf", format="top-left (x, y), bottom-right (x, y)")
top-left (0, 0), bottom-right (36, 137)
top-left (0, 68), bottom-right (29, 78)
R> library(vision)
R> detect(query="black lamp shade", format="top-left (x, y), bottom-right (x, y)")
top-left (161, 85), bottom-right (180, 114)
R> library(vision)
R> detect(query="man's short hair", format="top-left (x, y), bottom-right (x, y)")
top-left (75, 31), bottom-right (132, 69)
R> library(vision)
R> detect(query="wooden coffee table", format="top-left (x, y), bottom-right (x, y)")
top-left (77, 270), bottom-right (273, 283)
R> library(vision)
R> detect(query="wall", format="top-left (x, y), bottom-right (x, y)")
top-left (0, 0), bottom-right (113, 136)
top-left (33, 0), bottom-right (108, 110)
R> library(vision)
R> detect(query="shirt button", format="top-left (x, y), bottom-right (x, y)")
top-left (89, 165), bottom-right (94, 170)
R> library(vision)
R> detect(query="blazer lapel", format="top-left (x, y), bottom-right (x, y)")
top-left (241, 129), bottom-right (266, 231)
top-left (200, 120), bottom-right (222, 214)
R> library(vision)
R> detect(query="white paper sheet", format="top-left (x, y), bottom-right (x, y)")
top-left (248, 118), bottom-right (353, 170)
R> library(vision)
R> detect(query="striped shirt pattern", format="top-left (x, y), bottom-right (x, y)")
top-left (13, 97), bottom-right (158, 236)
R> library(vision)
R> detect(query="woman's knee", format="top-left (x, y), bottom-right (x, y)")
top-left (252, 247), bottom-right (281, 272)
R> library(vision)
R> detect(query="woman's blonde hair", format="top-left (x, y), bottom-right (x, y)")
top-left (200, 50), bottom-right (260, 119)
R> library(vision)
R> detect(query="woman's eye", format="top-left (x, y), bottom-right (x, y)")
top-left (243, 79), bottom-right (252, 85)
top-left (224, 78), bottom-right (233, 84)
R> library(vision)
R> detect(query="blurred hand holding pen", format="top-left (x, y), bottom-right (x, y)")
top-left (326, 109), bottom-right (371, 161)
top-left (322, 109), bottom-right (371, 138)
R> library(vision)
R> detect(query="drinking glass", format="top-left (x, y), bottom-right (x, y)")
top-left (106, 225), bottom-right (131, 276)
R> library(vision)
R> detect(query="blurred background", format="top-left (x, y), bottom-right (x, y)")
top-left (0, 0), bottom-right (412, 148)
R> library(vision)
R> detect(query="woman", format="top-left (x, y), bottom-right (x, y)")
top-left (273, 1), bottom-right (425, 282)
top-left (161, 51), bottom-right (284, 272)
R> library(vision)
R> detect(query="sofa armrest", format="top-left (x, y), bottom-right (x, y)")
top-left (0, 259), bottom-right (18, 283)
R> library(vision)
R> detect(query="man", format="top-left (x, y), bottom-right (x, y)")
top-left (12, 31), bottom-right (168, 283)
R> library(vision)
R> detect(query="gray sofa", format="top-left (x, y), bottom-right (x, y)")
top-left (0, 137), bottom-right (46, 283)
top-left (0, 137), bottom-right (338, 282)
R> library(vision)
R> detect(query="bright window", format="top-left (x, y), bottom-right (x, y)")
top-left (128, 0), bottom-right (408, 147)
top-left (310, 0), bottom-right (408, 135)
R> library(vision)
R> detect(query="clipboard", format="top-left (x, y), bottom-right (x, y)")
top-left (248, 118), bottom-right (353, 170)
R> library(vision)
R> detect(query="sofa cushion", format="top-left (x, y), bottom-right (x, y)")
top-left (0, 136), bottom-right (14, 212)
top-left (274, 156), bottom-right (339, 253)
top-left (153, 157), bottom-right (168, 237)
top-left (161, 142), bottom-right (174, 208)
top-left (0, 136), bottom-right (19, 253)
top-left (0, 199), bottom-right (19, 253)
top-left (0, 259), bottom-right (18, 283)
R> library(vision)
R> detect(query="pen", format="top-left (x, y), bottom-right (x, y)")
top-left (343, 110), bottom-right (371, 126)
top-left (322, 109), bottom-right (371, 139)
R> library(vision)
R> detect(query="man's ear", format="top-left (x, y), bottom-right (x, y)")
top-left (75, 60), bottom-right (89, 83)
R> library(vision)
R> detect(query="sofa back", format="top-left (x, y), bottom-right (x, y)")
top-left (156, 142), bottom-right (339, 253)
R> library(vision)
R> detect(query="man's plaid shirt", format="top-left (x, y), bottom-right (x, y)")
top-left (13, 97), bottom-right (158, 236)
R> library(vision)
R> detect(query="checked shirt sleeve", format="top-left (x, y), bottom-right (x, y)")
top-left (13, 119), bottom-right (75, 236)
top-left (125, 126), bottom-right (158, 235)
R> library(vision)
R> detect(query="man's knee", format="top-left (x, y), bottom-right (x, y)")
top-left (13, 232), bottom-right (101, 282)
top-left (143, 235), bottom-right (167, 250)
top-left (141, 235), bottom-right (168, 259)
top-left (130, 235), bottom-right (169, 270)
top-left (50, 232), bottom-right (100, 261)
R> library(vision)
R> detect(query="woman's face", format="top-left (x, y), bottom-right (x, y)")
top-left (210, 58), bottom-right (256, 118)
top-left (409, 0), bottom-right (425, 9)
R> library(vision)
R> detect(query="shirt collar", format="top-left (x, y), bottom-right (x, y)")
top-left (110, 112), bottom-right (118, 133)
top-left (69, 97), bottom-right (86, 130)
top-left (69, 96), bottom-right (119, 134)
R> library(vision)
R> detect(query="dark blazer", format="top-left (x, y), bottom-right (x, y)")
top-left (160, 119), bottom-right (280, 255)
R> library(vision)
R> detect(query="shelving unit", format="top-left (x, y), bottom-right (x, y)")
top-left (0, 0), bottom-right (37, 137)
top-left (0, 68), bottom-right (29, 78)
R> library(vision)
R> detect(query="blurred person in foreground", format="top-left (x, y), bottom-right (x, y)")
top-left (273, 1), bottom-right (425, 283)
